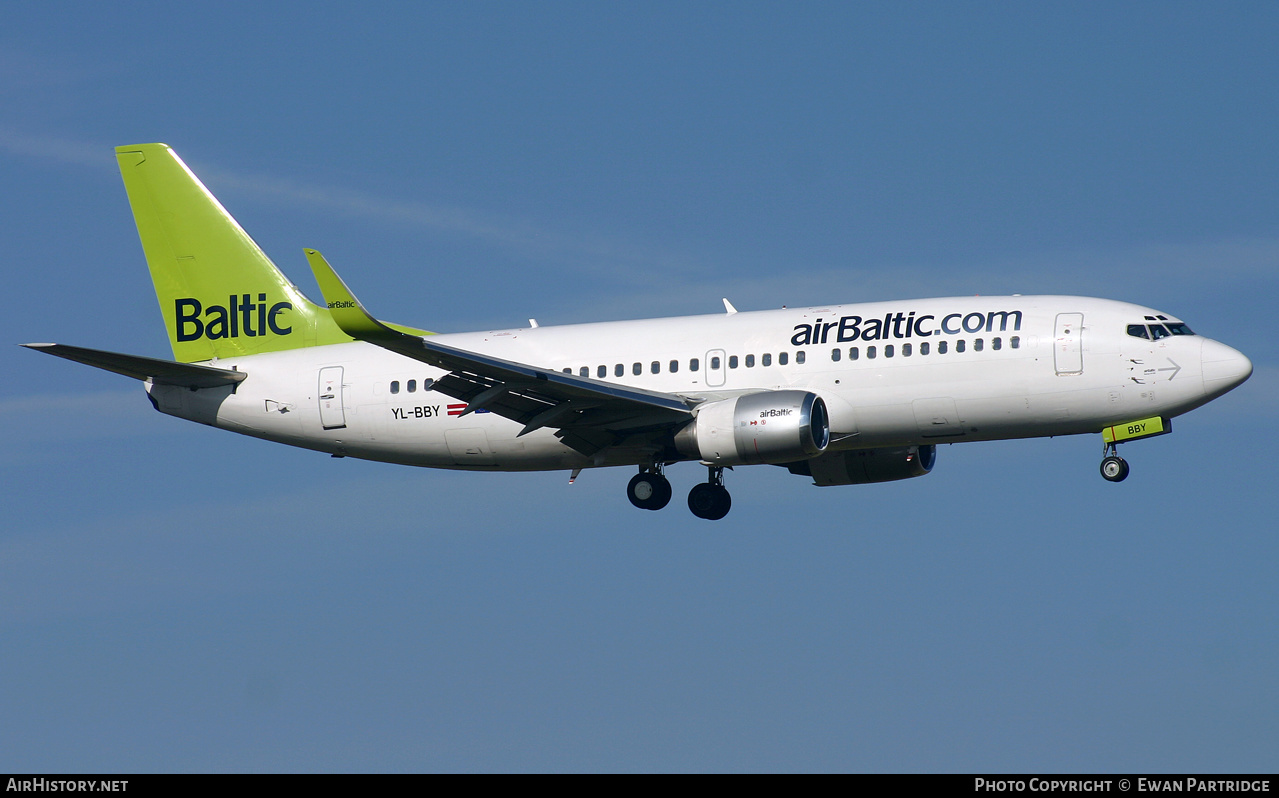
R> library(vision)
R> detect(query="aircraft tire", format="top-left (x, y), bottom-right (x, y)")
top-left (688, 483), bottom-right (731, 520)
top-left (1100, 455), bottom-right (1130, 482)
top-left (628, 472), bottom-right (672, 510)
top-left (648, 474), bottom-right (672, 510)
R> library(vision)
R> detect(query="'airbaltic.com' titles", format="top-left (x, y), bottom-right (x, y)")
top-left (790, 309), bottom-right (1022, 346)
top-left (24, 144), bottom-right (1253, 520)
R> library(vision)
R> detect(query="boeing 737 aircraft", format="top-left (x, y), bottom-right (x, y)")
top-left (25, 144), bottom-right (1253, 519)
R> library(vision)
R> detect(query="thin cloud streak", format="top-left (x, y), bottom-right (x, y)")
top-left (558, 237), bottom-right (1279, 325)
top-left (0, 126), bottom-right (114, 170)
top-left (0, 126), bottom-right (702, 281)
top-left (5, 128), bottom-right (1276, 318)
top-left (195, 164), bottom-right (706, 282)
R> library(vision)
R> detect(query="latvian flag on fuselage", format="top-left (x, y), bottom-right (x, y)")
top-left (447, 403), bottom-right (490, 416)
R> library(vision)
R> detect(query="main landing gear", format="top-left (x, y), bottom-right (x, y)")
top-left (627, 465), bottom-right (672, 511)
top-left (1099, 441), bottom-right (1130, 483)
top-left (687, 466), bottom-right (731, 521)
top-left (625, 464), bottom-right (733, 519)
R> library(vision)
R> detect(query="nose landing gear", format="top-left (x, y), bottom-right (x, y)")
top-left (688, 466), bottom-right (732, 520)
top-left (1099, 441), bottom-right (1130, 482)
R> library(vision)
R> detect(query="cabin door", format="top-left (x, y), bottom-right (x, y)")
top-left (318, 366), bottom-right (347, 429)
top-left (1054, 313), bottom-right (1084, 375)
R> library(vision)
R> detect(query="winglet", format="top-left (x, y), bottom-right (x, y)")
top-left (304, 249), bottom-right (434, 341)
top-left (723, 298), bottom-right (738, 315)
top-left (304, 249), bottom-right (403, 343)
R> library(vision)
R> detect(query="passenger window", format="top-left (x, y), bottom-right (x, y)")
top-left (973, 339), bottom-right (983, 352)
top-left (651, 361), bottom-right (660, 374)
top-left (831, 348), bottom-right (841, 362)
top-left (796, 351), bottom-right (806, 364)
top-left (710, 356), bottom-right (720, 370)
top-left (1127, 324), bottom-right (1150, 339)
top-left (563, 368), bottom-right (571, 374)
top-left (729, 355), bottom-right (738, 369)
top-left (920, 342), bottom-right (930, 355)
top-left (1010, 336), bottom-right (1020, 349)
top-left (390, 380), bottom-right (400, 394)
top-left (886, 344), bottom-right (895, 358)
top-left (580, 366), bottom-right (589, 377)
top-left (762, 353), bottom-right (772, 366)
top-left (597, 365), bottom-right (607, 378)
top-left (745, 354), bottom-right (755, 368)
top-left (615, 364), bottom-right (624, 377)
top-left (691, 358), bottom-right (700, 372)
top-left (633, 362), bottom-right (642, 376)
top-left (867, 346), bottom-right (877, 359)
top-left (407, 379), bottom-right (417, 393)
top-left (1150, 325), bottom-right (1171, 340)
top-left (992, 338), bottom-right (1001, 350)
top-left (778, 352), bottom-right (788, 365)
top-left (670, 360), bottom-right (679, 373)
top-left (903, 343), bottom-right (912, 356)
top-left (957, 340), bottom-right (966, 353)
top-left (849, 347), bottom-right (859, 361)
top-left (938, 341), bottom-right (948, 354)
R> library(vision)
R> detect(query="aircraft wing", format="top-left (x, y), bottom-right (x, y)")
top-left (305, 250), bottom-right (695, 455)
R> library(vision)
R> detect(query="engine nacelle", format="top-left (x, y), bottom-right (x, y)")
top-left (675, 390), bottom-right (829, 466)
top-left (785, 445), bottom-right (937, 486)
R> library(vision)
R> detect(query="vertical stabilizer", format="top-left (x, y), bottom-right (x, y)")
top-left (115, 144), bottom-right (351, 362)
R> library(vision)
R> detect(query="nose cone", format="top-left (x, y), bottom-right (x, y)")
top-left (1201, 338), bottom-right (1253, 398)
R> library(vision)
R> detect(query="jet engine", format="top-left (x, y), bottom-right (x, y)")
top-left (785, 445), bottom-right (936, 486)
top-left (675, 390), bottom-right (829, 466)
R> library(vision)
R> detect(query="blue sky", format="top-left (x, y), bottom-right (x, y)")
top-left (2, 2), bottom-right (1276, 772)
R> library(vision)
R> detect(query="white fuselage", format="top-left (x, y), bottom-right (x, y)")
top-left (146, 295), bottom-right (1248, 472)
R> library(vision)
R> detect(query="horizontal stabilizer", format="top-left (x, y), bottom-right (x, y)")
top-left (22, 343), bottom-right (247, 389)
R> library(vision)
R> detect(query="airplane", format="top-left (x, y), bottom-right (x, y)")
top-left (24, 144), bottom-right (1254, 520)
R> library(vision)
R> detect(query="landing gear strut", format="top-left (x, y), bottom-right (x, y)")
top-left (627, 464), bottom-right (672, 510)
top-left (688, 466), bottom-right (732, 520)
top-left (1099, 441), bottom-right (1130, 483)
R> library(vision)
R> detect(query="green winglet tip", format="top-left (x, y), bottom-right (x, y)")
top-left (303, 249), bottom-right (390, 338)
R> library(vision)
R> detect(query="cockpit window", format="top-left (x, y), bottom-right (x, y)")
top-left (1130, 320), bottom-right (1196, 339)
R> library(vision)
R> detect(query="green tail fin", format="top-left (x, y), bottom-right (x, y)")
top-left (116, 143), bottom-right (352, 362)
